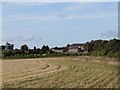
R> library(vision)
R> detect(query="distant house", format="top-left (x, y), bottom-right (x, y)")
top-left (68, 43), bottom-right (85, 52)
top-left (51, 43), bottom-right (85, 53)
top-left (51, 47), bottom-right (67, 53)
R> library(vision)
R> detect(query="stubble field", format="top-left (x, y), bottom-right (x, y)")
top-left (2, 56), bottom-right (119, 88)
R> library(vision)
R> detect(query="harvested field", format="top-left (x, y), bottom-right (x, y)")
top-left (2, 57), bottom-right (119, 88)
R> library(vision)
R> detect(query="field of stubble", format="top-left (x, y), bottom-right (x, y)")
top-left (2, 56), bottom-right (119, 88)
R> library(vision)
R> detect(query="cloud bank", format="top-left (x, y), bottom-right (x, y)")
top-left (2, 34), bottom-right (35, 43)
top-left (101, 30), bottom-right (118, 38)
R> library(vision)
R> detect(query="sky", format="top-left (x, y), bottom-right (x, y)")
top-left (2, 2), bottom-right (118, 49)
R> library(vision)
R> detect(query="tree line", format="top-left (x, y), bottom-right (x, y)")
top-left (1, 44), bottom-right (83, 59)
top-left (2, 44), bottom-right (52, 58)
top-left (1, 38), bottom-right (120, 58)
top-left (84, 38), bottom-right (120, 58)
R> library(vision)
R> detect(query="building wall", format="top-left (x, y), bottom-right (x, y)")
top-left (52, 49), bottom-right (63, 53)
top-left (68, 49), bottom-right (78, 52)
top-left (80, 46), bottom-right (84, 50)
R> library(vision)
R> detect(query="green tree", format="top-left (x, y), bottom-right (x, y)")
top-left (34, 46), bottom-right (36, 50)
top-left (1, 45), bottom-right (5, 50)
top-left (5, 42), bottom-right (14, 50)
top-left (41, 45), bottom-right (49, 53)
top-left (84, 38), bottom-right (119, 57)
top-left (21, 44), bottom-right (29, 51)
top-left (66, 44), bottom-right (70, 47)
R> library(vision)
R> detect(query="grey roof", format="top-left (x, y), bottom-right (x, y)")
top-left (52, 47), bottom-right (66, 50)
top-left (70, 43), bottom-right (85, 46)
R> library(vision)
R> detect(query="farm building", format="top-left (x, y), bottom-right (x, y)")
top-left (68, 43), bottom-right (85, 52)
top-left (51, 43), bottom-right (85, 53)
top-left (51, 47), bottom-right (67, 53)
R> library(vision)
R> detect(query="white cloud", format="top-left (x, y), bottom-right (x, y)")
top-left (2, 34), bottom-right (35, 43)
top-left (5, 12), bottom-right (117, 22)
top-left (64, 2), bottom-right (97, 11)
top-left (5, 15), bottom-right (55, 22)
top-left (57, 13), bottom-right (117, 20)
top-left (3, 2), bottom-right (53, 7)
top-left (2, 37), bottom-right (14, 43)
top-left (21, 34), bottom-right (35, 42)
top-left (65, 6), bottom-right (80, 11)
top-left (101, 31), bottom-right (118, 38)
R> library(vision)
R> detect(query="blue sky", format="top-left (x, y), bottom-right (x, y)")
top-left (2, 2), bottom-right (118, 49)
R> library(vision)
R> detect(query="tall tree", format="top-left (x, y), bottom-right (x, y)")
top-left (34, 46), bottom-right (36, 50)
top-left (41, 45), bottom-right (49, 53)
top-left (5, 42), bottom-right (14, 50)
top-left (21, 44), bottom-right (28, 51)
top-left (1, 45), bottom-right (5, 50)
